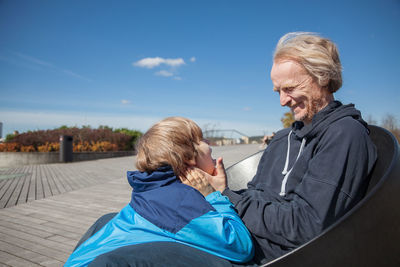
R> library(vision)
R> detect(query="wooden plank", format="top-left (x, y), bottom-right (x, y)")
top-left (0, 249), bottom-right (42, 267)
top-left (0, 224), bottom-right (71, 253)
top-left (45, 235), bottom-right (78, 248)
top-left (42, 165), bottom-right (60, 196)
top-left (16, 166), bottom-right (33, 205)
top-left (0, 238), bottom-right (67, 265)
top-left (0, 176), bottom-right (19, 208)
top-left (4, 174), bottom-right (27, 208)
top-left (35, 165), bottom-right (44, 200)
top-left (26, 165), bottom-right (37, 203)
top-left (51, 165), bottom-right (73, 193)
top-left (0, 212), bottom-right (83, 240)
top-left (0, 219), bottom-right (53, 239)
top-left (0, 232), bottom-right (70, 262)
top-left (0, 208), bottom-right (48, 224)
top-left (0, 179), bottom-right (14, 205)
top-left (45, 165), bottom-right (66, 194)
top-left (5, 202), bottom-right (102, 229)
top-left (0, 167), bottom-right (16, 175)
top-left (0, 179), bottom-right (7, 193)
top-left (56, 164), bottom-right (89, 191)
top-left (40, 165), bottom-right (53, 199)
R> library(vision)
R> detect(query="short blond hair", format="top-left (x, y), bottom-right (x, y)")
top-left (274, 32), bottom-right (342, 93)
top-left (136, 117), bottom-right (203, 178)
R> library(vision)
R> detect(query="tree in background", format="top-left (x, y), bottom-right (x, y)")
top-left (281, 112), bottom-right (295, 128)
top-left (114, 128), bottom-right (142, 150)
top-left (365, 113), bottom-right (399, 143)
top-left (381, 114), bottom-right (400, 143)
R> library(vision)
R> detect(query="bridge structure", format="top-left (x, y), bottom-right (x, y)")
top-left (203, 129), bottom-right (250, 145)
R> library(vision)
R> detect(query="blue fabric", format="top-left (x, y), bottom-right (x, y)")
top-left (65, 167), bottom-right (254, 267)
top-left (128, 166), bottom-right (215, 233)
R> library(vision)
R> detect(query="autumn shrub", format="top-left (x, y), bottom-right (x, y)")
top-left (0, 143), bottom-right (21, 152)
top-left (1, 126), bottom-right (142, 152)
top-left (73, 141), bottom-right (91, 152)
top-left (37, 142), bottom-right (60, 152)
top-left (20, 145), bottom-right (36, 152)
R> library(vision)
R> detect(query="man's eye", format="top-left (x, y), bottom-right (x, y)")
top-left (283, 87), bottom-right (295, 93)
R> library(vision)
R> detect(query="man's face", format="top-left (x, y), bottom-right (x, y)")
top-left (270, 60), bottom-right (330, 125)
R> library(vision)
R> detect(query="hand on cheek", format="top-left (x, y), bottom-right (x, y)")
top-left (182, 168), bottom-right (215, 197)
top-left (209, 157), bottom-right (228, 192)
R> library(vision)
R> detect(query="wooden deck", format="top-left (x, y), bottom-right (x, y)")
top-left (0, 162), bottom-right (123, 209)
top-left (0, 144), bottom-right (263, 266)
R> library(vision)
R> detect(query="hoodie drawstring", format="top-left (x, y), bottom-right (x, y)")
top-left (280, 130), bottom-right (306, 196)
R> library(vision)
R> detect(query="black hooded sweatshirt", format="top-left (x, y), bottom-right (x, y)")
top-left (223, 101), bottom-right (377, 264)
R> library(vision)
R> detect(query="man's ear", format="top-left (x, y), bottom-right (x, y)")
top-left (185, 158), bottom-right (196, 166)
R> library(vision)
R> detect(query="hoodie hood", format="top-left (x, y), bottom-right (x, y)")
top-left (293, 101), bottom-right (368, 139)
top-left (279, 101), bottom-right (369, 197)
top-left (127, 166), bottom-right (214, 234)
top-left (127, 165), bottom-right (177, 193)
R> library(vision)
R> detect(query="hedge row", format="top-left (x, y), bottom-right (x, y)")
top-left (1, 126), bottom-right (142, 152)
top-left (0, 141), bottom-right (120, 152)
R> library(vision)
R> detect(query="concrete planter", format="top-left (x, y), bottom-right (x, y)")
top-left (0, 151), bottom-right (136, 168)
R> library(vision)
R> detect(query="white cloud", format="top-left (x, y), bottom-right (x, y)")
top-left (133, 57), bottom-right (185, 69)
top-left (243, 107), bottom-right (252, 111)
top-left (155, 70), bottom-right (174, 77)
top-left (121, 99), bottom-right (132, 105)
top-left (133, 57), bottom-right (165, 68)
top-left (190, 57), bottom-right (196, 62)
top-left (164, 58), bottom-right (185, 67)
top-left (173, 76), bottom-right (182, 81)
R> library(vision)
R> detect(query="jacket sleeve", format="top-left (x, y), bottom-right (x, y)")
top-left (175, 191), bottom-right (254, 263)
top-left (223, 121), bottom-right (377, 248)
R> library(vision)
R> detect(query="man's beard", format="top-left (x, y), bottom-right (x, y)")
top-left (295, 97), bottom-right (327, 123)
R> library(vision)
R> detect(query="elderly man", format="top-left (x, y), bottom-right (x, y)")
top-left (191, 32), bottom-right (377, 264)
top-left (72, 32), bottom-right (377, 266)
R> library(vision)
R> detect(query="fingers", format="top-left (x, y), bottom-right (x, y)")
top-left (181, 167), bottom-right (215, 196)
top-left (184, 168), bottom-right (207, 186)
top-left (215, 157), bottom-right (226, 176)
top-left (216, 157), bottom-right (224, 168)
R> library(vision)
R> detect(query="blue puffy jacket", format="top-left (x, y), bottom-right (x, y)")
top-left (65, 166), bottom-right (254, 266)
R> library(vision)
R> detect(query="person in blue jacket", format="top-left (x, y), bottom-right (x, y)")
top-left (64, 117), bottom-right (254, 267)
top-left (185, 32), bottom-right (377, 264)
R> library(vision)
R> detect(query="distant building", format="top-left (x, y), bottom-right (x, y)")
top-left (204, 129), bottom-right (251, 146)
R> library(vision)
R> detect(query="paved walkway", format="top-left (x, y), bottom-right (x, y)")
top-left (0, 144), bottom-right (264, 266)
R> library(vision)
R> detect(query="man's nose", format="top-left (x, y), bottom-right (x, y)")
top-left (280, 91), bottom-right (291, 106)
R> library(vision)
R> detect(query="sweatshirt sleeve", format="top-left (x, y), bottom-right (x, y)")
top-left (175, 191), bottom-right (254, 263)
top-left (223, 120), bottom-right (377, 248)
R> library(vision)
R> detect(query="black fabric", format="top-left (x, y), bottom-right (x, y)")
top-left (88, 242), bottom-right (235, 267)
top-left (223, 101), bottom-right (377, 263)
top-left (74, 213), bottom-right (118, 251)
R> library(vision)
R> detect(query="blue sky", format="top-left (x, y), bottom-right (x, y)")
top-left (0, 0), bottom-right (399, 138)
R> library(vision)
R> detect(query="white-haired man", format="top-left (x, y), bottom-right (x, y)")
top-left (191, 32), bottom-right (377, 264)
